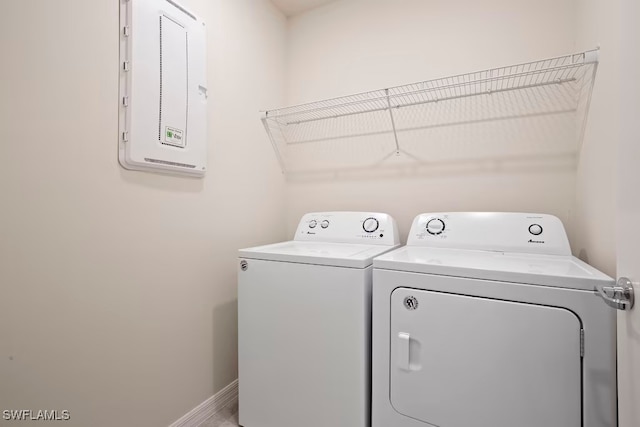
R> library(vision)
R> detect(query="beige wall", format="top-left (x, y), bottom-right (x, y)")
top-left (284, 0), bottom-right (581, 243)
top-left (571, 0), bottom-right (619, 276)
top-left (0, 0), bottom-right (621, 425)
top-left (0, 0), bottom-right (287, 426)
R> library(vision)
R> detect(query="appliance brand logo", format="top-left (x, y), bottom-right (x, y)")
top-left (528, 239), bottom-right (545, 244)
top-left (404, 296), bottom-right (419, 310)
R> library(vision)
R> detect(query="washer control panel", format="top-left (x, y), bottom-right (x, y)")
top-left (295, 212), bottom-right (400, 245)
top-left (407, 212), bottom-right (571, 255)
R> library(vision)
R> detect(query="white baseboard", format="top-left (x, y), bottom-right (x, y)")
top-left (169, 379), bottom-right (238, 427)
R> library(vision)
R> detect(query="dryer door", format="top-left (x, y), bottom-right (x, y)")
top-left (390, 287), bottom-right (582, 427)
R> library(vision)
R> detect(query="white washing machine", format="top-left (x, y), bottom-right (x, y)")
top-left (238, 212), bottom-right (400, 427)
top-left (372, 212), bottom-right (616, 427)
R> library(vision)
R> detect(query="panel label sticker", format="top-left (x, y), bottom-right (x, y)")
top-left (164, 126), bottom-right (185, 147)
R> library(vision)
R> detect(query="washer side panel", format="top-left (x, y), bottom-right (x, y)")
top-left (238, 259), bottom-right (371, 427)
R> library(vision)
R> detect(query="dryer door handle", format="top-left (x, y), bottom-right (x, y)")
top-left (397, 332), bottom-right (411, 370)
top-left (596, 277), bottom-right (635, 310)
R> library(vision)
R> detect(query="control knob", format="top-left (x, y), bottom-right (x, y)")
top-left (363, 217), bottom-right (379, 233)
top-left (529, 224), bottom-right (543, 236)
top-left (426, 218), bottom-right (445, 235)
top-left (309, 220), bottom-right (317, 229)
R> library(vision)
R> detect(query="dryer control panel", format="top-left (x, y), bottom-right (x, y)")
top-left (407, 212), bottom-right (571, 255)
top-left (294, 212), bottom-right (400, 246)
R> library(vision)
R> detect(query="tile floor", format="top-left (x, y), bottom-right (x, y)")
top-left (199, 401), bottom-right (239, 427)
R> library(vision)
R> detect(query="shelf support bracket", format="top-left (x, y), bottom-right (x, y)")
top-left (261, 111), bottom-right (286, 174)
top-left (385, 89), bottom-right (401, 155)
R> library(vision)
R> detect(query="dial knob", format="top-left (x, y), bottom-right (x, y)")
top-left (529, 224), bottom-right (543, 236)
top-left (320, 220), bottom-right (330, 229)
top-left (363, 217), bottom-right (379, 233)
top-left (309, 220), bottom-right (317, 229)
top-left (426, 218), bottom-right (445, 235)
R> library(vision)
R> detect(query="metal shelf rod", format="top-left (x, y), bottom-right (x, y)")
top-left (270, 62), bottom-right (585, 120)
top-left (281, 76), bottom-right (577, 126)
top-left (267, 51), bottom-right (593, 116)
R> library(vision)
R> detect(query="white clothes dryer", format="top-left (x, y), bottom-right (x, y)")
top-left (239, 212), bottom-right (399, 427)
top-left (372, 212), bottom-right (616, 427)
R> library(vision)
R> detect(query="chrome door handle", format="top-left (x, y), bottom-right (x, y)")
top-left (596, 277), bottom-right (635, 310)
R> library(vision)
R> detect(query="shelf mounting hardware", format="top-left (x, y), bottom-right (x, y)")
top-left (385, 89), bottom-right (400, 155)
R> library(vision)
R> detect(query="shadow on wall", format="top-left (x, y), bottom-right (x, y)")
top-left (119, 168), bottom-right (205, 193)
top-left (284, 152), bottom-right (578, 183)
top-left (212, 299), bottom-right (239, 392)
top-left (578, 248), bottom-right (590, 264)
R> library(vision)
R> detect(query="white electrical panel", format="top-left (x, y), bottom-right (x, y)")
top-left (119, 0), bottom-right (208, 177)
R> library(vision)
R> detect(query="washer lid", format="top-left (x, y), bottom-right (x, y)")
top-left (240, 241), bottom-right (400, 269)
top-left (373, 246), bottom-right (613, 290)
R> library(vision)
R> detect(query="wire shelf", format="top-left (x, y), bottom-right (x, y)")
top-left (262, 50), bottom-right (599, 176)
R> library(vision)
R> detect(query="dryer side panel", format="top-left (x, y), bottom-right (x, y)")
top-left (390, 287), bottom-right (582, 427)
